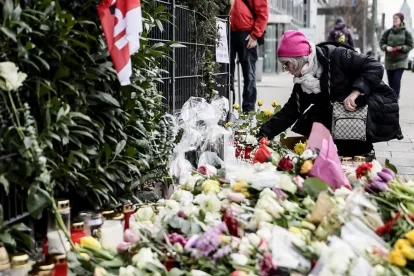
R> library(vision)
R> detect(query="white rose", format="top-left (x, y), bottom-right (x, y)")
top-left (247, 233), bottom-right (261, 248)
top-left (300, 149), bottom-right (314, 160)
top-left (245, 135), bottom-right (258, 146)
top-left (0, 62), bottom-right (27, 91)
top-left (277, 174), bottom-right (297, 194)
top-left (282, 200), bottom-right (300, 213)
top-left (230, 253), bottom-right (249, 266)
top-left (119, 266), bottom-right (136, 276)
top-left (135, 207), bottom-right (155, 222)
top-left (181, 203), bottom-right (199, 217)
top-left (302, 196), bottom-right (315, 211)
top-left (370, 160), bottom-right (383, 181)
top-left (254, 208), bottom-right (273, 223)
top-left (310, 241), bottom-right (328, 256)
top-left (181, 174), bottom-right (203, 191)
top-left (257, 228), bottom-right (272, 242)
top-left (195, 193), bottom-right (221, 213)
top-left (257, 196), bottom-right (284, 219)
top-left (165, 200), bottom-right (180, 211)
top-left (259, 188), bottom-right (277, 199)
top-left (191, 270), bottom-right (212, 276)
top-left (132, 248), bottom-right (155, 269)
top-left (373, 265), bottom-right (386, 276)
top-left (334, 186), bottom-right (352, 199)
top-left (171, 189), bottom-right (194, 203)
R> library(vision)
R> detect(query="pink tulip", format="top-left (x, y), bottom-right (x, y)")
top-left (231, 271), bottom-right (248, 276)
top-left (117, 241), bottom-right (130, 253)
top-left (124, 229), bottom-right (139, 243)
top-left (227, 192), bottom-right (246, 203)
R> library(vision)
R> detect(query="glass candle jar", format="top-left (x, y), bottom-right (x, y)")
top-left (89, 213), bottom-right (103, 240)
top-left (70, 222), bottom-right (86, 245)
top-left (10, 254), bottom-right (31, 276)
top-left (77, 211), bottom-right (93, 237)
top-left (51, 255), bottom-right (67, 276)
top-left (37, 263), bottom-right (54, 276)
top-left (100, 214), bottom-right (124, 251)
top-left (122, 204), bottom-right (135, 231)
top-left (0, 243), bottom-right (10, 275)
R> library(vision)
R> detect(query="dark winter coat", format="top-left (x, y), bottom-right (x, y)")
top-left (379, 25), bottom-right (413, 70)
top-left (259, 42), bottom-right (403, 143)
top-left (328, 22), bottom-right (355, 48)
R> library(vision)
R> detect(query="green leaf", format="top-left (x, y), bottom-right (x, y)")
top-left (27, 186), bottom-right (51, 219)
top-left (0, 232), bottom-right (16, 248)
top-left (70, 112), bottom-right (91, 122)
top-left (0, 26), bottom-right (16, 42)
top-left (303, 177), bottom-right (329, 198)
top-left (2, 0), bottom-right (13, 19)
top-left (90, 92), bottom-right (120, 107)
top-left (385, 159), bottom-right (398, 174)
top-left (72, 151), bottom-right (90, 164)
top-left (11, 223), bottom-right (31, 232)
top-left (114, 140), bottom-right (126, 158)
top-left (0, 175), bottom-right (9, 194)
top-left (99, 256), bottom-right (125, 268)
top-left (199, 209), bottom-right (206, 222)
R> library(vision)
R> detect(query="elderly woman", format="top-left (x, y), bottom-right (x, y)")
top-left (258, 30), bottom-right (403, 158)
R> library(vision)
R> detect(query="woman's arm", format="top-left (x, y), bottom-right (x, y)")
top-left (336, 48), bottom-right (384, 96)
top-left (401, 30), bottom-right (413, 53)
top-left (379, 29), bottom-right (390, 51)
top-left (258, 87), bottom-right (301, 140)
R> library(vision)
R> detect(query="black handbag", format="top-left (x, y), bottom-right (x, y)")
top-left (241, 0), bottom-right (266, 45)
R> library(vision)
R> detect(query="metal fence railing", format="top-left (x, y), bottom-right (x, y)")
top-left (0, 185), bottom-right (29, 226)
top-left (149, 0), bottom-right (231, 111)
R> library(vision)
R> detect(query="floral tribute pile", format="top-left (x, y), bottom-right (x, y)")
top-left (68, 121), bottom-right (414, 276)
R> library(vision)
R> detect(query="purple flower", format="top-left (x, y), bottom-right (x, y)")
top-left (365, 177), bottom-right (388, 194)
top-left (195, 224), bottom-right (227, 257)
top-left (117, 241), bottom-right (130, 253)
top-left (272, 187), bottom-right (286, 202)
top-left (212, 245), bottom-right (232, 263)
top-left (168, 233), bottom-right (188, 247)
top-left (124, 229), bottom-right (139, 243)
top-left (185, 235), bottom-right (199, 249)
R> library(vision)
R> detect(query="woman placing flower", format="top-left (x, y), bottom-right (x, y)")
top-left (257, 30), bottom-right (402, 159)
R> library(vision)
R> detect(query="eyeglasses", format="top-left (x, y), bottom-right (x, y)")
top-left (282, 61), bottom-right (290, 72)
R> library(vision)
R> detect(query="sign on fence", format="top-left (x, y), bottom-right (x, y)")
top-left (216, 19), bottom-right (230, 64)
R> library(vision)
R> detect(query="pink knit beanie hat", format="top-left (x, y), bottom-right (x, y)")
top-left (277, 30), bottom-right (311, 57)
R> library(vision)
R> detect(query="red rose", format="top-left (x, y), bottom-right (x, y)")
top-left (355, 162), bottom-right (373, 179)
top-left (277, 157), bottom-right (293, 172)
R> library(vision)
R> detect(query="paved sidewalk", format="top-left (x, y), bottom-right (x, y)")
top-left (235, 72), bottom-right (414, 174)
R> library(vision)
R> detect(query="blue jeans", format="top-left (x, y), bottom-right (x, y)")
top-left (230, 31), bottom-right (258, 112)
top-left (386, 68), bottom-right (404, 97)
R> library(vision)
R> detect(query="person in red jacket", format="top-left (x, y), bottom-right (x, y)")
top-left (230, 0), bottom-right (268, 112)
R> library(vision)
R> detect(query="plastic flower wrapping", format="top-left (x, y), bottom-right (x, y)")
top-left (67, 97), bottom-right (414, 276)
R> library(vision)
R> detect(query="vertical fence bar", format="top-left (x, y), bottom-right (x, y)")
top-left (171, 0), bottom-right (176, 111)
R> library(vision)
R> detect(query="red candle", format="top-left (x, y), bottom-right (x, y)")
top-left (70, 222), bottom-right (86, 245)
top-left (123, 204), bottom-right (135, 231)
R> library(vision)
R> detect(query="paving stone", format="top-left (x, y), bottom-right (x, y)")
top-left (377, 157), bottom-right (414, 168)
top-left (390, 152), bottom-right (414, 159)
top-left (375, 142), bottom-right (388, 147)
top-left (395, 167), bottom-right (414, 175)
top-left (388, 138), bottom-right (413, 144)
top-left (375, 151), bottom-right (392, 158)
top-left (374, 144), bottom-right (414, 152)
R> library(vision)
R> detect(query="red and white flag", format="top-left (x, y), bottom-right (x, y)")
top-left (98, 0), bottom-right (143, 86)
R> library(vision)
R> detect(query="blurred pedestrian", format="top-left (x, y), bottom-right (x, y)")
top-left (327, 16), bottom-right (355, 48)
top-left (380, 12), bottom-right (413, 99)
top-left (230, 0), bottom-right (269, 112)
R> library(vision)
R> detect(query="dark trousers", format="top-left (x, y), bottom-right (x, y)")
top-left (386, 68), bottom-right (404, 97)
top-left (335, 140), bottom-right (374, 157)
top-left (230, 31), bottom-right (258, 112)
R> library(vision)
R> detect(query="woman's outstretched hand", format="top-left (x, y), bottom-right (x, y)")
top-left (344, 90), bottom-right (361, 111)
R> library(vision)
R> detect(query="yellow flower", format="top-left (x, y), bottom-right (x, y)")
top-left (225, 122), bottom-right (233, 127)
top-left (294, 141), bottom-right (307, 156)
top-left (271, 101), bottom-right (279, 107)
top-left (233, 103), bottom-right (240, 110)
top-left (233, 181), bottom-right (250, 197)
top-left (263, 109), bottom-right (273, 117)
top-left (300, 160), bottom-right (313, 174)
top-left (80, 253), bottom-right (90, 261)
top-left (202, 180), bottom-right (220, 194)
top-left (395, 239), bottom-right (412, 250)
top-left (289, 226), bottom-right (301, 235)
top-left (401, 245), bottom-right (414, 260)
top-left (220, 235), bottom-right (229, 243)
top-left (257, 100), bottom-right (264, 106)
top-left (80, 236), bottom-right (101, 249)
top-left (390, 250), bottom-right (407, 267)
top-left (405, 230), bottom-right (414, 244)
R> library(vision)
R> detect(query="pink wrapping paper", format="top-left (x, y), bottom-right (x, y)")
top-left (307, 123), bottom-right (351, 190)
